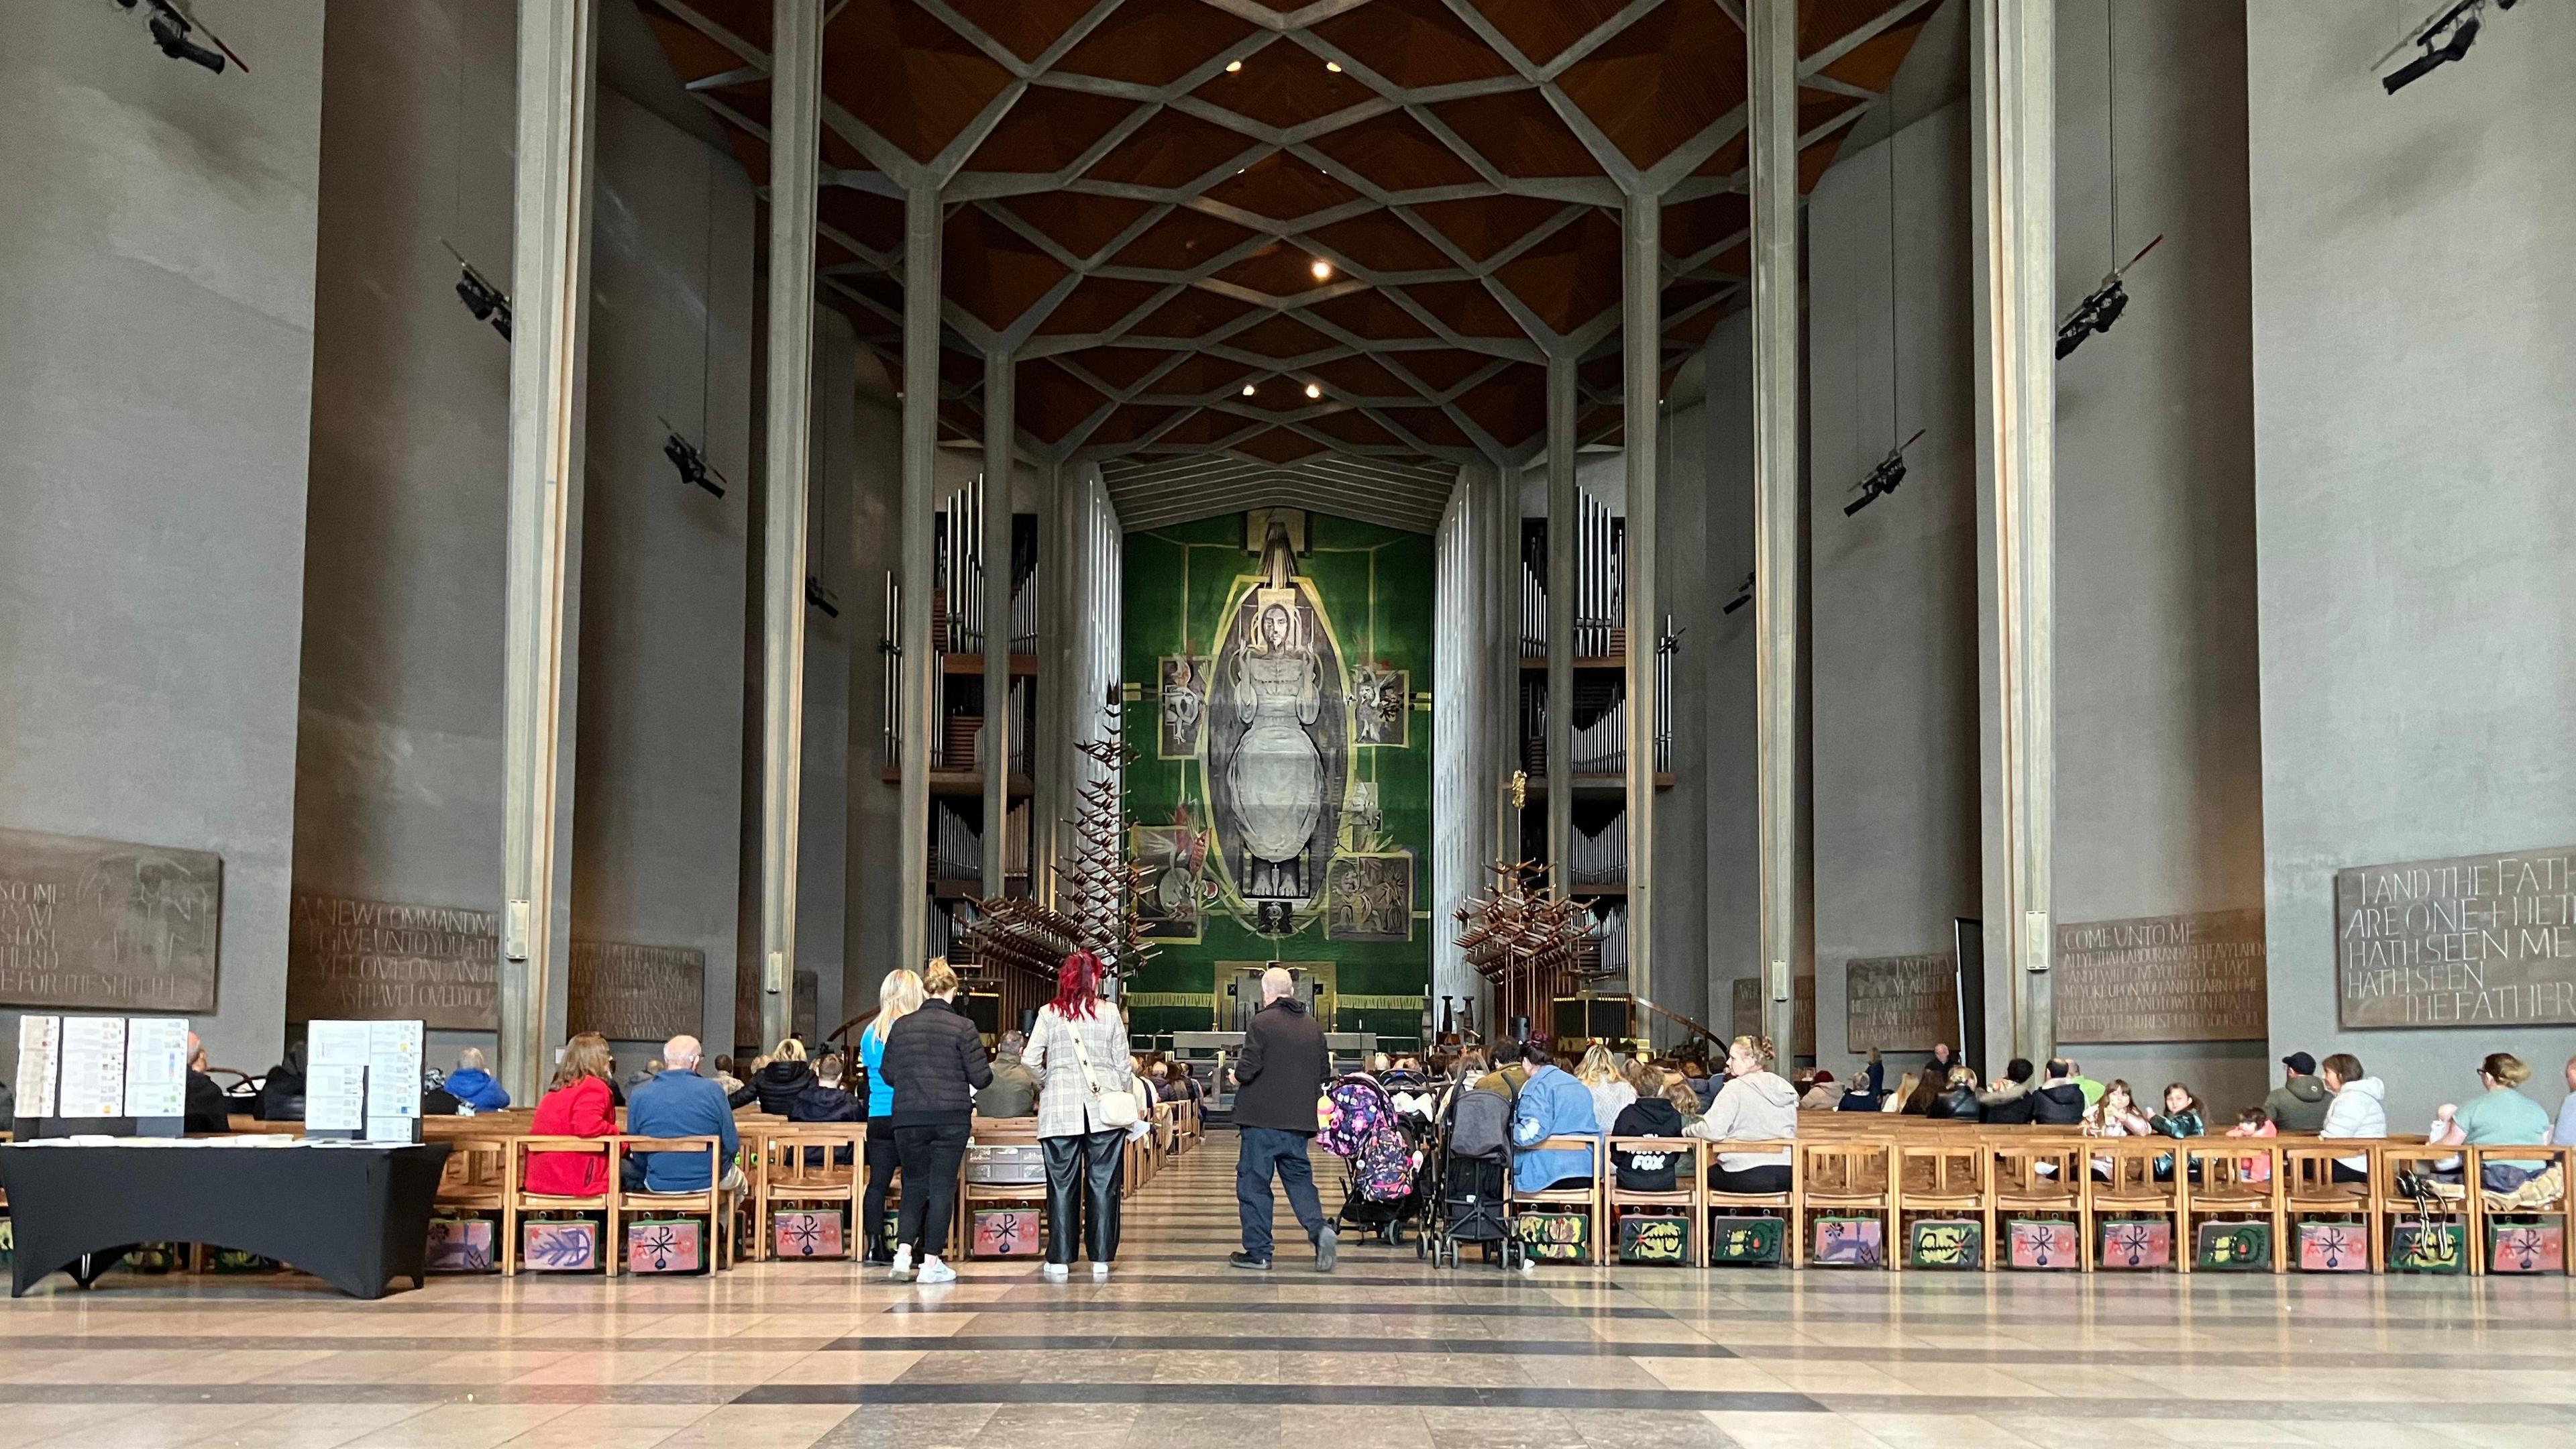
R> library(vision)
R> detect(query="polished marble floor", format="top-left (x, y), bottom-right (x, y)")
top-left (5, 1132), bottom-right (2573, 1448)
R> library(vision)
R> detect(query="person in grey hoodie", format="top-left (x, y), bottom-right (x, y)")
top-left (1686, 1034), bottom-right (1800, 1193)
top-left (2263, 1052), bottom-right (2334, 1132)
top-left (2318, 1052), bottom-right (2386, 1183)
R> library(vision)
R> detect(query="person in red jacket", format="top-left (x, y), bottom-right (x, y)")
top-left (525, 1033), bottom-right (616, 1196)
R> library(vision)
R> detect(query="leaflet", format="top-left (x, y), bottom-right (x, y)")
top-left (307, 1063), bottom-right (368, 1134)
top-left (14, 1016), bottom-right (60, 1118)
top-left (122, 1017), bottom-right (190, 1120)
top-left (56, 1016), bottom-right (128, 1119)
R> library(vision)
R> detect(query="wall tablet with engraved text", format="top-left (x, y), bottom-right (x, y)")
top-left (0, 827), bottom-right (221, 1012)
top-left (2056, 909), bottom-right (2267, 1043)
top-left (2337, 848), bottom-right (2576, 1029)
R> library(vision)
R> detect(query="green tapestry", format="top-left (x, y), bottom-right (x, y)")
top-left (1121, 508), bottom-right (1434, 1044)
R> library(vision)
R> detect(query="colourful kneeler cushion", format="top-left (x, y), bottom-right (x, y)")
top-left (424, 1217), bottom-right (495, 1273)
top-left (1811, 1216), bottom-right (1884, 1267)
top-left (773, 1210), bottom-right (846, 1260)
top-left (971, 1208), bottom-right (1042, 1257)
top-left (1708, 1216), bottom-right (1785, 1265)
top-left (2004, 1218), bottom-right (2078, 1269)
top-left (1907, 1219), bottom-right (1982, 1269)
top-left (2194, 1220), bottom-right (2271, 1271)
top-left (2098, 1218), bottom-right (2174, 1271)
top-left (2489, 1221), bottom-right (2566, 1275)
top-left (1616, 1214), bottom-right (1690, 1265)
top-left (1513, 1211), bottom-right (1590, 1262)
top-left (2388, 1221), bottom-right (2466, 1274)
top-left (2295, 1220), bottom-right (2369, 1272)
top-left (626, 1218), bottom-right (704, 1274)
top-left (522, 1218), bottom-right (600, 1272)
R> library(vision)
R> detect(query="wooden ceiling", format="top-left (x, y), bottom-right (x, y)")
top-left (644, 0), bottom-right (1937, 474)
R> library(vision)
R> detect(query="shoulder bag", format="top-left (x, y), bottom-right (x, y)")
top-left (1066, 1018), bottom-right (1140, 1130)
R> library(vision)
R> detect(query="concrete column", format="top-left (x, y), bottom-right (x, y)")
top-left (1034, 455), bottom-right (1064, 905)
top-left (1544, 355), bottom-right (1576, 902)
top-left (496, 0), bottom-right (597, 1102)
top-left (1972, 0), bottom-right (2057, 1061)
top-left (1621, 196), bottom-right (1662, 1026)
top-left (1749, 0), bottom-right (1801, 1059)
top-left (755, 0), bottom-right (822, 1052)
top-left (981, 351), bottom-right (1016, 898)
top-left (896, 184), bottom-right (943, 972)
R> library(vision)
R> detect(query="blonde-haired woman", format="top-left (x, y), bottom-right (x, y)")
top-left (1684, 1035), bottom-right (1799, 1194)
top-left (2432, 1051), bottom-right (2555, 1191)
top-left (882, 959), bottom-right (991, 1283)
top-left (1575, 1042), bottom-right (1635, 1136)
top-left (750, 1033), bottom-right (816, 1117)
top-left (857, 969), bottom-right (924, 1265)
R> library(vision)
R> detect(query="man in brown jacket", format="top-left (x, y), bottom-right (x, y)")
top-left (1229, 967), bottom-right (1336, 1272)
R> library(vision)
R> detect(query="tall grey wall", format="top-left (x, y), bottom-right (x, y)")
top-left (1807, 102), bottom-right (1982, 1083)
top-left (795, 314), bottom-right (857, 1045)
top-left (2043, 0), bottom-right (2266, 1111)
top-left (0, 1), bottom-right (326, 1075)
top-left (1652, 398), bottom-right (1712, 1040)
top-left (570, 85), bottom-right (756, 1057)
top-left (843, 384), bottom-right (905, 1016)
top-left (2247, 0), bottom-right (2576, 1124)
top-left (1697, 313), bottom-right (1770, 1053)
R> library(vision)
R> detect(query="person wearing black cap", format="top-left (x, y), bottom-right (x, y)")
top-left (2263, 1051), bottom-right (2332, 1132)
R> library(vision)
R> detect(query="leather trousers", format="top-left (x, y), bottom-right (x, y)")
top-left (1042, 1128), bottom-right (1126, 1265)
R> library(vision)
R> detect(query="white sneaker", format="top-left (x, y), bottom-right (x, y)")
top-left (1091, 1261), bottom-right (1111, 1281)
top-left (888, 1245), bottom-right (916, 1283)
top-left (1042, 1262), bottom-right (1069, 1282)
top-left (918, 1255), bottom-right (957, 1285)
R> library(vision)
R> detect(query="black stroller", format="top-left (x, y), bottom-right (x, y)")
top-left (1420, 1081), bottom-right (1522, 1269)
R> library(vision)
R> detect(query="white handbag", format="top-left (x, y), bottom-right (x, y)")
top-left (1066, 1022), bottom-right (1140, 1130)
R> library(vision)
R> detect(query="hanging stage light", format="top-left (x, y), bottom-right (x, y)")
top-left (659, 419), bottom-right (729, 500)
top-left (116, 0), bottom-right (242, 74)
top-left (2055, 235), bottom-right (2161, 360)
top-left (1721, 573), bottom-right (1754, 616)
top-left (2377, 0), bottom-right (2514, 93)
top-left (441, 239), bottom-right (513, 342)
top-left (1843, 429), bottom-right (1925, 518)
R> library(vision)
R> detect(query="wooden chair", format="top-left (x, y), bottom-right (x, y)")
top-left (1701, 1138), bottom-right (1799, 1265)
top-left (1798, 1140), bottom-right (1897, 1270)
top-left (2471, 1142), bottom-right (2575, 1277)
top-left (2184, 1140), bottom-right (2284, 1273)
top-left (1896, 1140), bottom-right (1990, 1270)
top-left (1990, 1139), bottom-right (2086, 1268)
top-left (961, 1117), bottom-right (1047, 1261)
top-left (1507, 1136), bottom-right (1607, 1265)
top-left (751, 1125), bottom-right (863, 1263)
top-left (608, 1136), bottom-right (736, 1277)
top-left (2084, 1138), bottom-right (2183, 1273)
top-left (504, 1136), bottom-right (614, 1277)
top-left (1607, 1136), bottom-right (1705, 1267)
top-left (435, 1135), bottom-right (512, 1218)
top-left (2282, 1139), bottom-right (2379, 1269)
top-left (2373, 1142), bottom-right (2477, 1275)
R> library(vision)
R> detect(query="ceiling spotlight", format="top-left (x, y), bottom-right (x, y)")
top-left (115, 0), bottom-right (241, 74)
top-left (2057, 234), bottom-right (2162, 360)
top-left (441, 239), bottom-right (512, 341)
top-left (1242, 384), bottom-right (1258, 396)
top-left (1721, 574), bottom-right (1754, 615)
top-left (1304, 382), bottom-right (1322, 400)
top-left (658, 418), bottom-right (729, 500)
top-left (1225, 59), bottom-right (1242, 74)
top-left (1325, 60), bottom-right (1342, 73)
top-left (1843, 429), bottom-right (1925, 517)
top-left (2376, 0), bottom-right (2513, 93)
top-left (1309, 259), bottom-right (1333, 281)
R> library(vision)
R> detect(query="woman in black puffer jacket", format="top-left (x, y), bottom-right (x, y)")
top-left (879, 960), bottom-right (991, 1283)
top-left (750, 1038), bottom-right (816, 1116)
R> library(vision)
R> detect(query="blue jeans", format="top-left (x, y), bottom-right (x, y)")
top-left (1237, 1126), bottom-right (1325, 1260)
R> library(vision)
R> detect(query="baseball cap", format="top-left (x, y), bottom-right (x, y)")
top-left (2281, 1051), bottom-right (2316, 1075)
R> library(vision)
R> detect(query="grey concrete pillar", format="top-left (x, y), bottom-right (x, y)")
top-left (896, 184), bottom-right (943, 973)
top-left (497, 0), bottom-right (598, 1103)
top-left (1972, 0), bottom-right (2057, 1062)
top-left (1034, 455), bottom-right (1063, 906)
top-left (981, 351), bottom-right (1015, 898)
top-left (1749, 0), bottom-right (1801, 1060)
top-left (1621, 195), bottom-right (1662, 1027)
top-left (755, 0), bottom-right (822, 1053)
top-left (1544, 355), bottom-right (1576, 902)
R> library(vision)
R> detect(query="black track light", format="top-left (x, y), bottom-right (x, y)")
top-left (2057, 235), bottom-right (2161, 361)
top-left (1844, 429), bottom-right (1925, 518)
top-left (441, 240), bottom-right (512, 341)
top-left (2377, 0), bottom-right (2514, 94)
top-left (117, 0), bottom-right (239, 74)
top-left (657, 419), bottom-right (727, 499)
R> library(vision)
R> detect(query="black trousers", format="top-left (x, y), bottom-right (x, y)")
top-left (861, 1118), bottom-right (899, 1259)
top-left (1710, 1164), bottom-right (1791, 1195)
top-left (1042, 1129), bottom-right (1126, 1265)
top-left (892, 1122), bottom-right (970, 1258)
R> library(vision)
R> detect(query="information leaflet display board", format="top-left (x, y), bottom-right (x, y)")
top-left (13, 1014), bottom-right (189, 1136)
top-left (308, 1019), bottom-right (424, 1143)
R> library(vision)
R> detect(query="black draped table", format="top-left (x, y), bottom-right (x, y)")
top-left (0, 1141), bottom-right (451, 1299)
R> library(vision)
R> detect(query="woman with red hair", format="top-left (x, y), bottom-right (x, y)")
top-left (1019, 951), bottom-right (1142, 1283)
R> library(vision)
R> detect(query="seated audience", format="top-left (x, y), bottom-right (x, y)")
top-left (977, 1030), bottom-right (1041, 1118)
top-left (1506, 1038), bottom-right (1599, 1192)
top-left (258, 1040), bottom-right (309, 1122)
top-left (1610, 1081), bottom-right (1690, 1193)
top-left (1576, 1043), bottom-right (1636, 1136)
top-left (1169, 1059), bottom-right (1204, 1105)
top-left (1980, 1059), bottom-right (2038, 1124)
top-left (1898, 1068), bottom-right (1944, 1116)
top-left (2029, 1059), bottom-right (2088, 1126)
top-left (184, 1032), bottom-right (231, 1132)
top-left (1883, 1071), bottom-right (1920, 1114)
top-left (526, 1032), bottom-right (617, 1196)
top-left (2431, 1051), bottom-right (2553, 1191)
top-left (1799, 1069), bottom-right (1840, 1112)
top-left (2318, 1052), bottom-right (2385, 1183)
top-left (625, 1034), bottom-right (744, 1193)
top-left (750, 1038), bottom-right (815, 1116)
top-left (1680, 1053), bottom-right (1715, 1110)
top-left (2070, 1061), bottom-right (2107, 1108)
top-left (2264, 1051), bottom-right (2332, 1132)
top-left (2555, 1055), bottom-right (2576, 1146)
top-left (2227, 1107), bottom-right (2277, 1138)
top-left (1474, 1046), bottom-right (1533, 1104)
top-left (2150, 1083), bottom-right (2206, 1139)
top-left (1686, 1034), bottom-right (1797, 1195)
top-left (2084, 1079), bottom-right (2152, 1136)
top-left (1661, 1077), bottom-right (1707, 1129)
top-left (712, 1054), bottom-right (747, 1095)
top-left (1926, 1042), bottom-right (1960, 1079)
top-left (443, 1046), bottom-right (511, 1112)
top-left (789, 1053), bottom-right (862, 1122)
top-left (1837, 1055), bottom-right (1888, 1112)
top-left (1928, 1067), bottom-right (1982, 1121)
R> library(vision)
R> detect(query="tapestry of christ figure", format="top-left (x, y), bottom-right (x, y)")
top-left (1206, 518), bottom-right (1347, 906)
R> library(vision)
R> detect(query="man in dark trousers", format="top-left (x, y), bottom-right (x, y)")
top-left (1230, 966), bottom-right (1337, 1272)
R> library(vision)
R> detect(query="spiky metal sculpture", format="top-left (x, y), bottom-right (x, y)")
top-left (961, 694), bottom-right (1157, 986)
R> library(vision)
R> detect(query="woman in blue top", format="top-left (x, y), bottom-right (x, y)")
top-left (857, 968), bottom-right (924, 1265)
top-left (2433, 1052), bottom-right (2553, 1191)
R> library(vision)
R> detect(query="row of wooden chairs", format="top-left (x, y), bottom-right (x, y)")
top-left (1496, 1132), bottom-right (2575, 1274)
